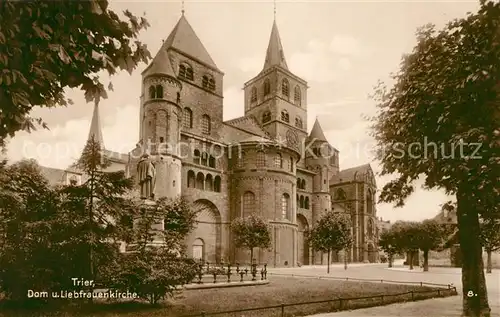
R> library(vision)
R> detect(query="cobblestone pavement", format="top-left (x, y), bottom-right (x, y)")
top-left (267, 263), bottom-right (500, 317)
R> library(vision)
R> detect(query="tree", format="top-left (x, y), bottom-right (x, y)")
top-left (230, 214), bottom-right (272, 264)
top-left (0, 160), bottom-right (62, 302)
top-left (65, 135), bottom-right (136, 290)
top-left (390, 221), bottom-right (420, 270)
top-left (109, 197), bottom-right (199, 304)
top-left (480, 219), bottom-right (500, 274)
top-left (308, 211), bottom-right (352, 274)
top-left (370, 1), bottom-right (500, 315)
top-left (0, 1), bottom-right (151, 147)
top-left (378, 229), bottom-right (400, 268)
top-left (415, 220), bottom-right (445, 272)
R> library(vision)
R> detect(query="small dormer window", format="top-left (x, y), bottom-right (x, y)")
top-left (179, 62), bottom-right (194, 81)
top-left (250, 87), bottom-right (257, 103)
top-left (281, 110), bottom-right (289, 123)
top-left (281, 79), bottom-right (289, 98)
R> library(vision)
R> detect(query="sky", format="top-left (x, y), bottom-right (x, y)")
top-left (5, 0), bottom-right (480, 223)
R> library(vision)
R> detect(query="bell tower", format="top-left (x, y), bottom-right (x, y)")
top-left (305, 119), bottom-right (335, 264)
top-left (243, 20), bottom-right (308, 152)
top-left (139, 42), bottom-right (183, 199)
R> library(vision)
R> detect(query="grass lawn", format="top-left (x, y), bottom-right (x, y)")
top-left (0, 276), bottom-right (450, 317)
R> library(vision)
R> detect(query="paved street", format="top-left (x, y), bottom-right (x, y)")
top-left (267, 261), bottom-right (500, 317)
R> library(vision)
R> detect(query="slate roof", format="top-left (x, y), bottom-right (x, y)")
top-left (163, 15), bottom-right (218, 70)
top-left (88, 101), bottom-right (105, 147)
top-left (308, 118), bottom-right (328, 142)
top-left (142, 43), bottom-right (177, 78)
top-left (330, 163), bottom-right (373, 184)
top-left (262, 20), bottom-right (288, 71)
top-left (224, 116), bottom-right (269, 138)
top-left (39, 166), bottom-right (66, 185)
top-left (432, 208), bottom-right (458, 225)
top-left (103, 150), bottom-right (128, 163)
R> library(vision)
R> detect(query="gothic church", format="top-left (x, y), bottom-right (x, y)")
top-left (41, 13), bottom-right (379, 266)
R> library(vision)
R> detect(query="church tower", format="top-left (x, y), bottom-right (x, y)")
top-left (243, 20), bottom-right (308, 150)
top-left (162, 14), bottom-right (224, 139)
top-left (138, 33), bottom-right (183, 199)
top-left (305, 119), bottom-right (335, 264)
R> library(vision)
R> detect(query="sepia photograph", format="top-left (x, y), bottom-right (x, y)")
top-left (0, 0), bottom-right (499, 316)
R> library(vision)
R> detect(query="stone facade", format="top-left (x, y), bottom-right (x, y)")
top-left (43, 14), bottom-right (378, 267)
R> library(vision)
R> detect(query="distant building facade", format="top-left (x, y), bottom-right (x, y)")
top-left (40, 14), bottom-right (378, 266)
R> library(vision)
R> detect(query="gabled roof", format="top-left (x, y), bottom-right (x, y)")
top-left (142, 44), bottom-right (177, 78)
top-left (224, 116), bottom-right (268, 138)
top-left (103, 149), bottom-right (129, 163)
top-left (432, 208), bottom-right (458, 225)
top-left (308, 118), bottom-right (328, 142)
top-left (163, 15), bottom-right (218, 70)
top-left (39, 166), bottom-right (66, 185)
top-left (333, 163), bottom-right (373, 183)
top-left (239, 135), bottom-right (273, 144)
top-left (262, 20), bottom-right (288, 71)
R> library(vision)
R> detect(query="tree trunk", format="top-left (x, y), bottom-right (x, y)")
top-left (344, 249), bottom-right (347, 270)
top-left (486, 250), bottom-right (492, 274)
top-left (327, 250), bottom-right (330, 274)
top-left (409, 251), bottom-right (414, 270)
top-left (388, 254), bottom-right (393, 268)
top-left (457, 186), bottom-right (490, 317)
top-left (250, 247), bottom-right (254, 265)
top-left (88, 168), bottom-right (95, 303)
top-left (423, 249), bottom-right (429, 272)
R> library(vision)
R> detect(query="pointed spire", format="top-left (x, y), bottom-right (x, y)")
top-left (162, 15), bottom-right (218, 70)
top-left (263, 20), bottom-right (288, 71)
top-left (87, 100), bottom-right (105, 148)
top-left (181, 0), bottom-right (185, 16)
top-left (309, 118), bottom-right (328, 142)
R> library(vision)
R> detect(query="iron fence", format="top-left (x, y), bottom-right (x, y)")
top-left (180, 274), bottom-right (457, 317)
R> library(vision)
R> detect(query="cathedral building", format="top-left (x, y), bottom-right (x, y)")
top-left (40, 13), bottom-right (379, 266)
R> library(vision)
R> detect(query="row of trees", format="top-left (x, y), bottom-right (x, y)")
top-left (379, 217), bottom-right (500, 273)
top-left (0, 138), bottom-right (199, 305)
top-left (231, 211), bottom-right (352, 275)
top-left (379, 220), bottom-right (451, 271)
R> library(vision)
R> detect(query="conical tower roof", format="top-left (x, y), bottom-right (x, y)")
top-left (262, 20), bottom-right (288, 71)
top-left (142, 44), bottom-right (176, 78)
top-left (309, 118), bottom-right (328, 142)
